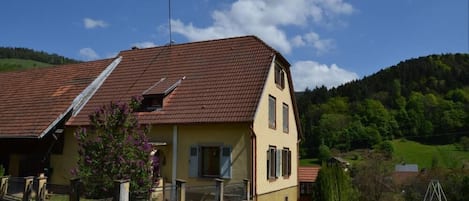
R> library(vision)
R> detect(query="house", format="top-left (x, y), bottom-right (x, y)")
top-left (0, 36), bottom-right (301, 201)
top-left (298, 166), bottom-right (320, 201)
top-left (392, 164), bottom-right (419, 186)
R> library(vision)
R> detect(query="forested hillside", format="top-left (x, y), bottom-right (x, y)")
top-left (0, 47), bottom-right (80, 71)
top-left (298, 53), bottom-right (469, 157)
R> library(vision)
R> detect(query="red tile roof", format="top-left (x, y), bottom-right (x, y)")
top-left (0, 59), bottom-right (114, 138)
top-left (298, 166), bottom-right (320, 182)
top-left (68, 36), bottom-right (289, 125)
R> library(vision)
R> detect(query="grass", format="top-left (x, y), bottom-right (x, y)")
top-left (299, 140), bottom-right (469, 169)
top-left (391, 139), bottom-right (469, 169)
top-left (0, 58), bottom-right (51, 72)
top-left (299, 158), bottom-right (320, 166)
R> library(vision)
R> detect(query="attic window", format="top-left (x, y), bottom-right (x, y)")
top-left (137, 76), bottom-right (185, 112)
top-left (274, 63), bottom-right (285, 89)
top-left (138, 94), bottom-right (164, 112)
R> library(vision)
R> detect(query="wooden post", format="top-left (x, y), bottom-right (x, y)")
top-left (175, 179), bottom-right (186, 201)
top-left (35, 173), bottom-right (47, 201)
top-left (243, 179), bottom-right (250, 201)
top-left (0, 176), bottom-right (9, 200)
top-left (70, 178), bottom-right (81, 201)
top-left (23, 176), bottom-right (34, 201)
top-left (215, 179), bottom-right (224, 201)
top-left (114, 179), bottom-right (130, 201)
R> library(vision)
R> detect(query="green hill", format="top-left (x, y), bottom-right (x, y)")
top-left (298, 53), bottom-right (469, 158)
top-left (0, 47), bottom-right (80, 72)
top-left (0, 58), bottom-right (52, 72)
top-left (391, 139), bottom-right (469, 169)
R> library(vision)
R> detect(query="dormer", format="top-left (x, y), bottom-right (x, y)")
top-left (138, 76), bottom-right (185, 112)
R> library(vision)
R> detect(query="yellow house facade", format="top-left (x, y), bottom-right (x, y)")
top-left (1, 36), bottom-right (301, 201)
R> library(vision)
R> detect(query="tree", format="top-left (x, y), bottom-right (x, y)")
top-left (315, 163), bottom-right (358, 201)
top-left (353, 153), bottom-right (393, 201)
top-left (73, 96), bottom-right (152, 199)
top-left (318, 144), bottom-right (331, 163)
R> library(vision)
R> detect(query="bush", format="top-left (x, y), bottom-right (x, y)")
top-left (459, 136), bottom-right (469, 151)
top-left (318, 144), bottom-right (331, 163)
top-left (374, 140), bottom-right (394, 158)
top-left (0, 165), bottom-right (4, 176)
top-left (73, 96), bottom-right (152, 199)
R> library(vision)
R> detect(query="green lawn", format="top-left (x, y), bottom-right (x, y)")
top-left (0, 58), bottom-right (51, 72)
top-left (391, 139), bottom-right (469, 169)
top-left (299, 158), bottom-right (320, 166)
top-left (300, 140), bottom-right (469, 169)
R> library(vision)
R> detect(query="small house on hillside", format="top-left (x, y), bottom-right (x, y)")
top-left (393, 164), bottom-right (419, 186)
top-left (0, 36), bottom-right (302, 201)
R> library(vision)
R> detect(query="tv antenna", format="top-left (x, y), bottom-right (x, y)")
top-left (168, 0), bottom-right (173, 45)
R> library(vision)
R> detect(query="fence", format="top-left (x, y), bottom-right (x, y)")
top-left (1, 176), bottom-right (250, 201)
top-left (0, 174), bottom-right (47, 201)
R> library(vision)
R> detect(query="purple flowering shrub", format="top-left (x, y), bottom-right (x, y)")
top-left (74, 96), bottom-right (152, 198)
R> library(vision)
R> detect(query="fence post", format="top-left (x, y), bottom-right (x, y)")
top-left (23, 176), bottom-right (34, 201)
top-left (243, 179), bottom-right (250, 201)
top-left (0, 175), bottom-right (9, 200)
top-left (70, 178), bottom-right (81, 201)
top-left (35, 173), bottom-right (47, 201)
top-left (215, 179), bottom-right (224, 201)
top-left (175, 179), bottom-right (186, 201)
top-left (113, 179), bottom-right (130, 201)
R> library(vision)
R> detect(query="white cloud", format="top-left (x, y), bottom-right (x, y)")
top-left (291, 60), bottom-right (358, 90)
top-left (83, 18), bottom-right (108, 29)
top-left (292, 32), bottom-right (334, 55)
top-left (132, 41), bottom-right (157, 48)
top-left (171, 0), bottom-right (354, 54)
top-left (79, 48), bottom-right (100, 61)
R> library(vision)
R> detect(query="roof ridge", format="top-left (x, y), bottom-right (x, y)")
top-left (119, 35), bottom-right (267, 52)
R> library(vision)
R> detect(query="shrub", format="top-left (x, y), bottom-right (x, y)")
top-left (73, 96), bottom-right (152, 199)
top-left (318, 144), bottom-right (331, 163)
top-left (0, 165), bottom-right (4, 176)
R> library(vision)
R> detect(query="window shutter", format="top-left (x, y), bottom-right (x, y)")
top-left (220, 146), bottom-right (232, 179)
top-left (189, 145), bottom-right (199, 177)
top-left (288, 150), bottom-right (292, 176)
top-left (276, 149), bottom-right (282, 178)
top-left (266, 149), bottom-right (270, 179)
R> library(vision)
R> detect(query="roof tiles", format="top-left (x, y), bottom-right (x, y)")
top-left (69, 36), bottom-right (281, 125)
top-left (0, 59), bottom-right (114, 137)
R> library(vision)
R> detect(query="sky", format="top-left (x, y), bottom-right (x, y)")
top-left (1, 0), bottom-right (467, 91)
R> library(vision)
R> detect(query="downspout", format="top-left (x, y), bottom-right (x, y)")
top-left (171, 125), bottom-right (178, 201)
top-left (249, 125), bottom-right (257, 201)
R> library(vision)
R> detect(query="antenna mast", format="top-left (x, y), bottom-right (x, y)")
top-left (168, 0), bottom-right (172, 45)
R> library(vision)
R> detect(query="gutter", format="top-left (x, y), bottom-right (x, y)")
top-left (249, 125), bottom-right (257, 201)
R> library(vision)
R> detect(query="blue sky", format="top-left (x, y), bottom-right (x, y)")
top-left (1, 0), bottom-right (467, 91)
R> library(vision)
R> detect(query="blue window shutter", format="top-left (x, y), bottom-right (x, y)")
top-left (189, 145), bottom-right (199, 177)
top-left (220, 146), bottom-right (232, 179)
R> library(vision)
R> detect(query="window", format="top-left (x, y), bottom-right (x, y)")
top-left (275, 64), bottom-right (285, 89)
top-left (267, 147), bottom-right (292, 179)
top-left (137, 94), bottom-right (163, 112)
top-left (282, 148), bottom-right (292, 177)
top-left (269, 95), bottom-right (276, 129)
top-left (189, 145), bottom-right (232, 178)
top-left (267, 146), bottom-right (277, 179)
top-left (282, 103), bottom-right (289, 133)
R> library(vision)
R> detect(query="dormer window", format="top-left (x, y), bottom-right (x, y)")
top-left (139, 94), bottom-right (164, 112)
top-left (137, 76), bottom-right (185, 112)
top-left (275, 64), bottom-right (285, 89)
